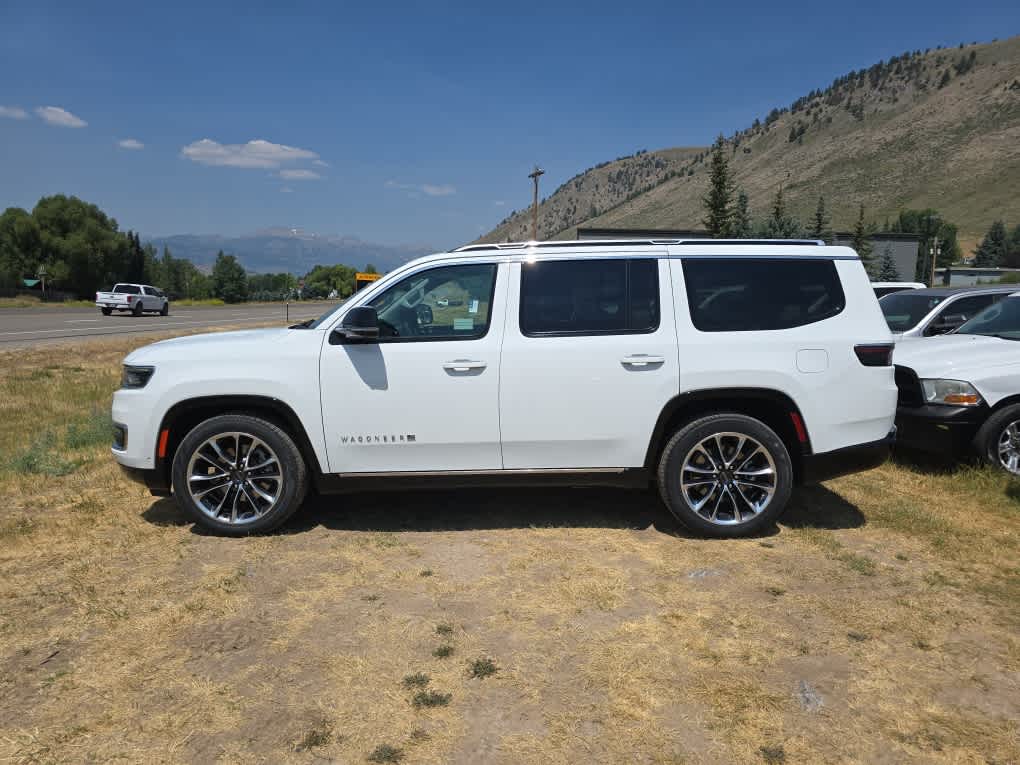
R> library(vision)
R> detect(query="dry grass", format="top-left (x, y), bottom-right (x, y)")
top-left (1, 329), bottom-right (1018, 763)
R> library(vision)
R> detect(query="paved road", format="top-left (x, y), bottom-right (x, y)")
top-left (0, 302), bottom-right (338, 350)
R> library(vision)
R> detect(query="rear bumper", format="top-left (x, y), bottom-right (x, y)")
top-left (894, 404), bottom-right (987, 456)
top-left (801, 429), bottom-right (895, 484)
top-left (118, 463), bottom-right (171, 497)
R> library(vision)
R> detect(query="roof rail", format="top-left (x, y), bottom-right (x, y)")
top-left (454, 238), bottom-right (825, 252)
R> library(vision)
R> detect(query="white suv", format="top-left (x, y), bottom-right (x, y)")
top-left (112, 239), bottom-right (897, 537)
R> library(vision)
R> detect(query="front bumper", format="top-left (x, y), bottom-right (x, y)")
top-left (801, 429), bottom-right (896, 484)
top-left (118, 463), bottom-right (171, 497)
top-left (894, 404), bottom-right (988, 456)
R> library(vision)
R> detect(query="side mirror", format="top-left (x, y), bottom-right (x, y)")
top-left (331, 306), bottom-right (379, 344)
top-left (926, 314), bottom-right (966, 335)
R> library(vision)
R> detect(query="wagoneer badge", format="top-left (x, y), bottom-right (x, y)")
top-left (341, 434), bottom-right (416, 444)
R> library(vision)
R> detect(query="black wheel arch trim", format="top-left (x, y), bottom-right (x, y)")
top-left (155, 395), bottom-right (322, 487)
top-left (644, 387), bottom-right (811, 474)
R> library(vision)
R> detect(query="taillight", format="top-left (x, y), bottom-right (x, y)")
top-left (127, 295), bottom-right (133, 302)
top-left (854, 344), bottom-right (894, 367)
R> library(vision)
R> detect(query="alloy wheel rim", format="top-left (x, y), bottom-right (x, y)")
top-left (680, 432), bottom-right (777, 525)
top-left (186, 432), bottom-right (283, 525)
top-left (996, 420), bottom-right (1020, 475)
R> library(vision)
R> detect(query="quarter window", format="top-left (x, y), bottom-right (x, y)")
top-left (519, 258), bottom-right (660, 336)
top-left (683, 258), bottom-right (845, 332)
top-left (365, 263), bottom-right (497, 341)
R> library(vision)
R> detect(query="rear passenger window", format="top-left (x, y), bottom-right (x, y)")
top-left (520, 259), bottom-right (659, 336)
top-left (683, 258), bottom-right (845, 332)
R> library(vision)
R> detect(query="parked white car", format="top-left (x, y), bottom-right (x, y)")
top-left (894, 292), bottom-right (1020, 473)
top-left (112, 239), bottom-right (896, 537)
top-left (96, 283), bottom-right (169, 316)
top-left (879, 286), bottom-right (1016, 340)
top-left (872, 281), bottom-right (925, 299)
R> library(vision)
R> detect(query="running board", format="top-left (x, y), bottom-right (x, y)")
top-left (314, 468), bottom-right (650, 494)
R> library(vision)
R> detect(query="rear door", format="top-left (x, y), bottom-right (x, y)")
top-left (498, 256), bottom-right (679, 469)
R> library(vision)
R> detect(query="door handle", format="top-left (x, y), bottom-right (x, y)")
top-left (443, 359), bottom-right (487, 372)
top-left (621, 354), bottom-right (665, 367)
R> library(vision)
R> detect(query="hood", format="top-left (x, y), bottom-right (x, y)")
top-left (893, 333), bottom-right (1020, 378)
top-left (125, 328), bottom-right (300, 364)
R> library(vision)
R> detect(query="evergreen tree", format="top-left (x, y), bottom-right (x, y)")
top-left (211, 251), bottom-right (248, 303)
top-left (731, 190), bottom-right (752, 238)
top-left (808, 196), bottom-right (831, 242)
top-left (701, 136), bottom-right (734, 237)
top-left (1005, 224), bottom-right (1020, 269)
top-left (877, 245), bottom-right (901, 281)
top-left (973, 220), bottom-right (1008, 267)
top-left (851, 205), bottom-right (875, 275)
top-left (765, 185), bottom-right (801, 238)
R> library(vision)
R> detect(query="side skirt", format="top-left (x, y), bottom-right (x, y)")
top-left (314, 468), bottom-right (651, 494)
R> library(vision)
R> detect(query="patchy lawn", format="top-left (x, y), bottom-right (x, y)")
top-left (1, 334), bottom-right (1018, 764)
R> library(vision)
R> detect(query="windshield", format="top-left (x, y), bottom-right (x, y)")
top-left (301, 302), bottom-right (346, 329)
top-left (955, 297), bottom-right (1020, 340)
top-left (880, 293), bottom-right (946, 332)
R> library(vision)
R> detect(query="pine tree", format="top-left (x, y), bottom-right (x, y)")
top-left (877, 245), bottom-right (901, 281)
top-left (851, 205), bottom-right (875, 276)
top-left (765, 185), bottom-right (801, 238)
top-left (809, 196), bottom-right (831, 243)
top-left (973, 220), bottom-right (1008, 267)
top-left (701, 136), bottom-right (734, 237)
top-left (1006, 224), bottom-right (1020, 268)
top-left (732, 190), bottom-right (752, 238)
top-left (212, 250), bottom-right (248, 303)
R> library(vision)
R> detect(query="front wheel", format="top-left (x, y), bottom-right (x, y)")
top-left (160, 302), bottom-right (169, 316)
top-left (171, 414), bottom-right (309, 536)
top-left (975, 405), bottom-right (1020, 476)
top-left (657, 413), bottom-right (793, 537)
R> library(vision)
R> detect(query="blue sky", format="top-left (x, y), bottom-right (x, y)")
top-left (1, 1), bottom-right (1018, 249)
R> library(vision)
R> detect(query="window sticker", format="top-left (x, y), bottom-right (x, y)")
top-left (453, 317), bottom-right (474, 331)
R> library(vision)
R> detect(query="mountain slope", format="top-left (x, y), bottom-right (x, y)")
top-left (479, 36), bottom-right (1020, 250)
top-left (146, 229), bottom-right (432, 274)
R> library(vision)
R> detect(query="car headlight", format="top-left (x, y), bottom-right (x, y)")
top-left (121, 365), bottom-right (155, 389)
top-left (920, 379), bottom-right (983, 406)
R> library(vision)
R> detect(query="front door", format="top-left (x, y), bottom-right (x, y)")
top-left (320, 261), bottom-right (506, 473)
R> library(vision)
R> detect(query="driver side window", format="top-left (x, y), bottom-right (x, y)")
top-left (365, 263), bottom-right (497, 342)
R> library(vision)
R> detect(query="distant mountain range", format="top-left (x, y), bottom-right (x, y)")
top-left (480, 36), bottom-right (1020, 252)
top-left (145, 228), bottom-right (433, 274)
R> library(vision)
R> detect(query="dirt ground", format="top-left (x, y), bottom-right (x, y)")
top-left (0, 334), bottom-right (1018, 764)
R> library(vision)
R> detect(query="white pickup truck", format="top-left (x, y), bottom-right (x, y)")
top-left (894, 291), bottom-right (1020, 473)
top-left (95, 284), bottom-right (169, 316)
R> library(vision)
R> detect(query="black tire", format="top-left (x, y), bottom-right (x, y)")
top-left (974, 404), bottom-right (1020, 476)
top-left (101, 307), bottom-right (112, 316)
top-left (657, 413), bottom-right (793, 538)
top-left (160, 301), bottom-right (169, 316)
top-left (171, 413), bottom-right (309, 536)
top-left (132, 301), bottom-right (143, 316)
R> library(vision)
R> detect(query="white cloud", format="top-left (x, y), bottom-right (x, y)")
top-left (386, 180), bottom-right (456, 197)
top-left (280, 186), bottom-right (294, 193)
top-left (35, 106), bottom-right (87, 128)
top-left (493, 200), bottom-right (505, 206)
top-left (312, 159), bottom-right (329, 167)
top-left (0, 106), bottom-right (28, 120)
top-left (279, 168), bottom-right (320, 180)
top-left (118, 138), bottom-right (144, 150)
top-left (180, 138), bottom-right (319, 168)
top-left (423, 184), bottom-right (456, 197)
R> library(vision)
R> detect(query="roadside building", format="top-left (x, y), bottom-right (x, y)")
top-left (831, 232), bottom-right (921, 282)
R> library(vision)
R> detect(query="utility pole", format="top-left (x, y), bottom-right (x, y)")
top-left (927, 213), bottom-right (941, 287)
top-left (528, 166), bottom-right (544, 241)
top-left (930, 239), bottom-right (942, 287)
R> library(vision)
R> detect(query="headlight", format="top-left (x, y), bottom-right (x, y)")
top-left (920, 379), bottom-right (983, 406)
top-left (121, 365), bottom-right (155, 389)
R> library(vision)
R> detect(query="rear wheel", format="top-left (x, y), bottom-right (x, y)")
top-left (132, 301), bottom-right (143, 316)
top-left (101, 307), bottom-right (112, 316)
top-left (171, 414), bottom-right (308, 536)
top-left (975, 404), bottom-right (1020, 476)
top-left (657, 413), bottom-right (793, 537)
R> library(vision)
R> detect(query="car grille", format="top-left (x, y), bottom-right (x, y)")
top-left (894, 365), bottom-right (924, 408)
